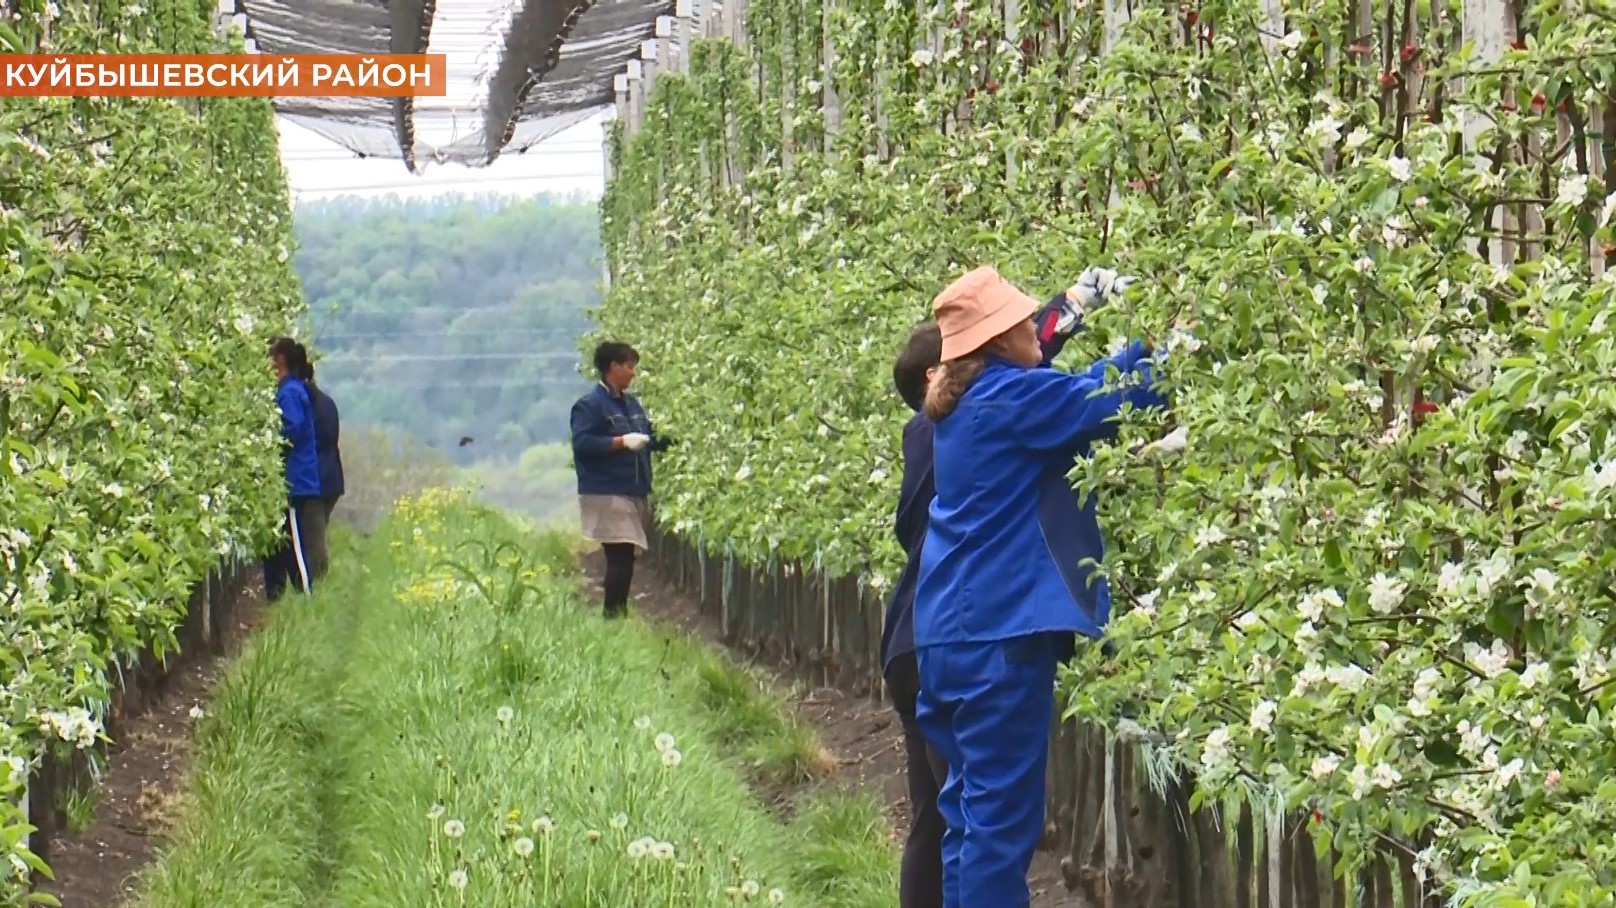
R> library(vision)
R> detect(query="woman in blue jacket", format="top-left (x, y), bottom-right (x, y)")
top-left (914, 266), bottom-right (1168, 908)
top-left (881, 288), bottom-right (1090, 908)
top-left (570, 341), bottom-right (673, 618)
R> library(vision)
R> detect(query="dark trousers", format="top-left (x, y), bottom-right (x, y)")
top-left (264, 496), bottom-right (325, 602)
top-left (602, 542), bottom-right (637, 617)
top-left (917, 633), bottom-right (1060, 908)
top-left (887, 652), bottom-right (951, 908)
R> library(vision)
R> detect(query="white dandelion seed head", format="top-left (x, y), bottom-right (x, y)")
top-left (448, 868), bottom-right (468, 891)
top-left (662, 748), bottom-right (683, 768)
top-left (769, 889), bottom-right (786, 904)
top-left (634, 715), bottom-right (653, 730)
top-left (514, 837), bottom-right (535, 858)
top-left (533, 815), bottom-right (555, 835)
top-left (497, 706), bottom-right (515, 724)
top-left (610, 813), bottom-right (630, 830)
top-left (652, 841), bottom-right (676, 860)
top-left (655, 732), bottom-right (676, 752)
top-left (443, 819), bottom-right (466, 838)
top-left (427, 804), bottom-right (445, 821)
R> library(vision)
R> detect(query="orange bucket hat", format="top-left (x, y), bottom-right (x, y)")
top-left (932, 266), bottom-right (1042, 361)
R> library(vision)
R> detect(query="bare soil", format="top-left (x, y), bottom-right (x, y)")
top-left (580, 549), bottom-right (1091, 907)
top-left (37, 584), bottom-right (267, 908)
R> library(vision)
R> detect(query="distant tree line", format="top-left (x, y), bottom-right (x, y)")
top-left (292, 193), bottom-right (602, 464)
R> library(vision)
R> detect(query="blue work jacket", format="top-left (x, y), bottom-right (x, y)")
top-left (276, 375), bottom-right (322, 500)
top-left (913, 340), bottom-right (1167, 649)
top-left (879, 296), bottom-right (1075, 675)
top-left (570, 383), bottom-right (669, 497)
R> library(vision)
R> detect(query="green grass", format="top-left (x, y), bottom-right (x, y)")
top-left (134, 488), bottom-right (896, 907)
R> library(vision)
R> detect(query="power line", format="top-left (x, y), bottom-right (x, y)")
top-left (310, 329), bottom-right (585, 342)
top-left (322, 379), bottom-right (587, 391)
top-left (323, 352), bottom-right (581, 362)
top-left (305, 305), bottom-right (599, 317)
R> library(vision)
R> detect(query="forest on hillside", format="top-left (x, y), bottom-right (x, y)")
top-left (292, 193), bottom-right (602, 469)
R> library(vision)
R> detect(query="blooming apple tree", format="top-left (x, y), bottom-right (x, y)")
top-left (1, 0), bottom-right (302, 894)
top-left (600, 0), bottom-right (1616, 901)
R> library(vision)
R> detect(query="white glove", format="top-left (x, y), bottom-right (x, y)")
top-left (621, 433), bottom-right (651, 451)
top-left (1067, 267), bottom-right (1137, 309)
top-left (1142, 425), bottom-right (1189, 457)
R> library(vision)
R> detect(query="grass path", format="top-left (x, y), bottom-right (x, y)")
top-left (132, 489), bottom-right (895, 907)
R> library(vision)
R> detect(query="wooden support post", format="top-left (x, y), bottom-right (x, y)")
top-left (655, 17), bottom-right (675, 78)
top-left (821, 0), bottom-right (840, 154)
top-left (1459, 0), bottom-right (1509, 265)
top-left (1003, 0), bottom-right (1018, 181)
top-left (676, 0), bottom-right (696, 73)
top-left (625, 58), bottom-right (645, 138)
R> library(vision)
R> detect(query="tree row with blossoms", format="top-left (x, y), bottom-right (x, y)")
top-left (599, 0), bottom-right (1616, 902)
top-left (2, 0), bottom-right (303, 895)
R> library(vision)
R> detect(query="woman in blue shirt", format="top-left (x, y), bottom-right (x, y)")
top-left (913, 266), bottom-right (1168, 908)
top-left (881, 289), bottom-right (1088, 908)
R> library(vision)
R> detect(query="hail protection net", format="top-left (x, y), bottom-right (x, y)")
top-left (231, 0), bottom-right (672, 168)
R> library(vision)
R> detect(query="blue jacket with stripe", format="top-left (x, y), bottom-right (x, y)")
top-left (276, 375), bottom-right (322, 500)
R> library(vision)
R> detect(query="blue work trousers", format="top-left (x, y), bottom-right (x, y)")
top-left (915, 632), bottom-right (1058, 908)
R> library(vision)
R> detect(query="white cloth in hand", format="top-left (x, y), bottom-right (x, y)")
top-left (622, 432), bottom-right (651, 451)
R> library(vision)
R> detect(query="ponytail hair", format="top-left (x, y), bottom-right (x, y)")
top-left (924, 355), bottom-right (988, 421)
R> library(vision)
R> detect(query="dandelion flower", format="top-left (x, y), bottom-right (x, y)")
top-left (610, 813), bottom-right (629, 830)
top-left (427, 804), bottom-right (445, 821)
top-left (586, 829), bottom-right (602, 844)
top-left (652, 841), bottom-right (676, 860)
top-left (769, 890), bottom-right (786, 904)
top-left (443, 819), bottom-right (466, 839)
top-left (497, 706), bottom-right (514, 724)
top-left (448, 868), bottom-right (468, 891)
top-left (533, 815), bottom-right (555, 835)
top-left (655, 732), bottom-right (676, 753)
top-left (627, 838), bottom-right (651, 859)
top-left (742, 880), bottom-right (761, 898)
top-left (514, 837), bottom-right (535, 858)
top-left (634, 715), bottom-right (653, 730)
top-left (662, 748), bottom-right (683, 768)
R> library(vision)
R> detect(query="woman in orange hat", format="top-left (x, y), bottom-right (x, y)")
top-left (913, 265), bottom-right (1169, 907)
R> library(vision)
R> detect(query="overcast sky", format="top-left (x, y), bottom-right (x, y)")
top-left (277, 109), bottom-right (610, 201)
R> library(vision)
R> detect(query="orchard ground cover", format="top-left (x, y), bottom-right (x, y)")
top-left (130, 488), bottom-right (897, 908)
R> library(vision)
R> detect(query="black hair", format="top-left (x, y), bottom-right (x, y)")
top-left (593, 341), bottom-right (639, 377)
top-left (893, 322), bottom-right (943, 413)
top-left (267, 336), bottom-right (310, 376)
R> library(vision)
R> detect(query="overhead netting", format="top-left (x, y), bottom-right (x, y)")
top-left (228, 0), bottom-right (672, 168)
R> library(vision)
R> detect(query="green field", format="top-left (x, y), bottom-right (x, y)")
top-left (133, 488), bottom-right (895, 907)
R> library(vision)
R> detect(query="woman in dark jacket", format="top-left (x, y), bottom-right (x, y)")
top-left (569, 341), bottom-right (673, 618)
top-left (881, 291), bottom-right (1086, 908)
